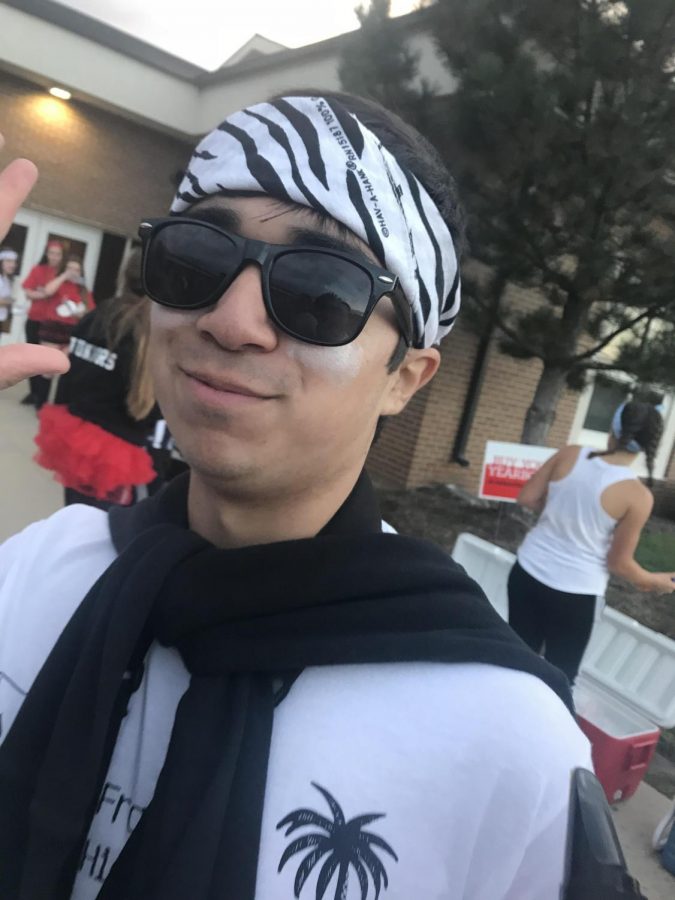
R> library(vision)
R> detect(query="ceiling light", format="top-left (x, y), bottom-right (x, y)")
top-left (48, 87), bottom-right (71, 100)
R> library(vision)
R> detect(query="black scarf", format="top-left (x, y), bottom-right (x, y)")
top-left (0, 472), bottom-right (572, 900)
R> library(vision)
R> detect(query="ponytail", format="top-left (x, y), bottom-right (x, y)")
top-left (590, 401), bottom-right (664, 487)
top-left (640, 410), bottom-right (663, 487)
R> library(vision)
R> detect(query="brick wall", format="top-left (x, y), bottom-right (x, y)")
top-left (368, 285), bottom-right (581, 492)
top-left (0, 71), bottom-right (192, 236)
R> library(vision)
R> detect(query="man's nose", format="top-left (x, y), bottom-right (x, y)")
top-left (195, 264), bottom-right (279, 352)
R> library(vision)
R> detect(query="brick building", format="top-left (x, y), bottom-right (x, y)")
top-left (1, 0), bottom-right (673, 492)
top-left (368, 290), bottom-right (584, 491)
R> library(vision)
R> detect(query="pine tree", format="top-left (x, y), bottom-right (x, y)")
top-left (432, 0), bottom-right (675, 443)
top-left (338, 0), bottom-right (428, 127)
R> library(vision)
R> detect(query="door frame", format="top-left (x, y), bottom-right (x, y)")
top-left (5, 209), bottom-right (102, 345)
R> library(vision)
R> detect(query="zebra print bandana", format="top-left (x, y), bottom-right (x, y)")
top-left (171, 96), bottom-right (461, 348)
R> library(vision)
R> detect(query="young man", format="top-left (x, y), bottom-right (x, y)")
top-left (0, 94), bottom-right (592, 900)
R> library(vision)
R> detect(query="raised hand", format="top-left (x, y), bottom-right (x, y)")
top-left (0, 133), bottom-right (70, 387)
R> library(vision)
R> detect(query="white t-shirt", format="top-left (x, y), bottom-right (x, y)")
top-left (0, 506), bottom-right (593, 900)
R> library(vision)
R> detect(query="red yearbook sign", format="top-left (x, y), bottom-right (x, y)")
top-left (479, 441), bottom-right (556, 502)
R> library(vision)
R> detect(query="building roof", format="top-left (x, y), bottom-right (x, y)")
top-left (219, 34), bottom-right (288, 68)
top-left (0, 1), bottom-right (443, 137)
top-left (4, 0), bottom-right (435, 85)
top-left (196, 7), bottom-right (436, 86)
top-left (3, 0), bottom-right (206, 79)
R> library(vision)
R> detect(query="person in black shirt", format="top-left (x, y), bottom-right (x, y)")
top-left (34, 249), bottom-right (159, 509)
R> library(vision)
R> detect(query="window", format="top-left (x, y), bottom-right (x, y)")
top-left (583, 379), bottom-right (630, 433)
top-left (583, 377), bottom-right (666, 434)
top-left (4, 223), bottom-right (28, 264)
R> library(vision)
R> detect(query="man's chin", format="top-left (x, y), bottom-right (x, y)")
top-left (184, 453), bottom-right (256, 486)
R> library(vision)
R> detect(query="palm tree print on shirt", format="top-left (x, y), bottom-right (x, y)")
top-left (277, 782), bottom-right (398, 900)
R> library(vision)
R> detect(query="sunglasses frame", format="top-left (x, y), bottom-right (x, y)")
top-left (138, 217), bottom-right (413, 348)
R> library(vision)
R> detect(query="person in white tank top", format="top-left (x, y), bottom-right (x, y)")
top-left (507, 400), bottom-right (675, 684)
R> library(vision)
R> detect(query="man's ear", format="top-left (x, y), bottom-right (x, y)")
top-left (381, 347), bottom-right (441, 416)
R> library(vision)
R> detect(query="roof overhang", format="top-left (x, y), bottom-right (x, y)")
top-left (0, 1), bottom-right (444, 139)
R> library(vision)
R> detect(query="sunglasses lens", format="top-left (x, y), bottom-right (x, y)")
top-left (270, 252), bottom-right (372, 344)
top-left (145, 222), bottom-right (239, 309)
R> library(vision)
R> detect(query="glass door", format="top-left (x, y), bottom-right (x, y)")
top-left (2, 209), bottom-right (102, 346)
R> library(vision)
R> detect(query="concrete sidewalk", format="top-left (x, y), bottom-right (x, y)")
top-left (1, 376), bottom-right (675, 898)
top-left (614, 783), bottom-right (675, 899)
top-left (0, 381), bottom-right (62, 542)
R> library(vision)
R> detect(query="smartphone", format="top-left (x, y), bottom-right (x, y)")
top-left (560, 768), bottom-right (647, 899)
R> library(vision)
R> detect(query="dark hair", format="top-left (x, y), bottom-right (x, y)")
top-left (589, 401), bottom-right (664, 486)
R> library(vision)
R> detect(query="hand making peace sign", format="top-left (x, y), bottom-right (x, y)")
top-left (0, 133), bottom-right (70, 389)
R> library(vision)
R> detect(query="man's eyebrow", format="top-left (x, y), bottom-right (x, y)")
top-left (183, 204), bottom-right (378, 265)
top-left (185, 205), bottom-right (240, 231)
top-left (287, 226), bottom-right (372, 261)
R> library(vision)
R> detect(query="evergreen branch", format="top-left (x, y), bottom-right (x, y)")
top-left (570, 305), bottom-right (666, 364)
top-left (467, 292), bottom-right (546, 361)
top-left (516, 230), bottom-right (577, 295)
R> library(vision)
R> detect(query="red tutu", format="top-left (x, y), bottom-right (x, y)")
top-left (35, 405), bottom-right (156, 500)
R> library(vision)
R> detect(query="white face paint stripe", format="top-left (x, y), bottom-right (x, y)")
top-left (283, 340), bottom-right (364, 384)
top-left (172, 96), bottom-right (461, 349)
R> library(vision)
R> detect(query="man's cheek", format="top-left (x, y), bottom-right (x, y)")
top-left (282, 338), bottom-right (364, 384)
top-left (147, 336), bottom-right (165, 384)
top-left (149, 304), bottom-right (198, 331)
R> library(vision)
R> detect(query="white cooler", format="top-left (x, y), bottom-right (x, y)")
top-left (452, 533), bottom-right (675, 802)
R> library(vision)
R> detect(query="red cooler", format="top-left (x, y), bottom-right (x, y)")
top-left (574, 681), bottom-right (660, 803)
top-left (574, 605), bottom-right (675, 805)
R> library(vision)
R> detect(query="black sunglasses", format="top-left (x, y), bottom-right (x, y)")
top-left (138, 217), bottom-right (413, 348)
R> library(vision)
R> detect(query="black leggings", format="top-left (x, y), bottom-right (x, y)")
top-left (507, 561), bottom-right (597, 685)
top-left (25, 319), bottom-right (50, 405)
